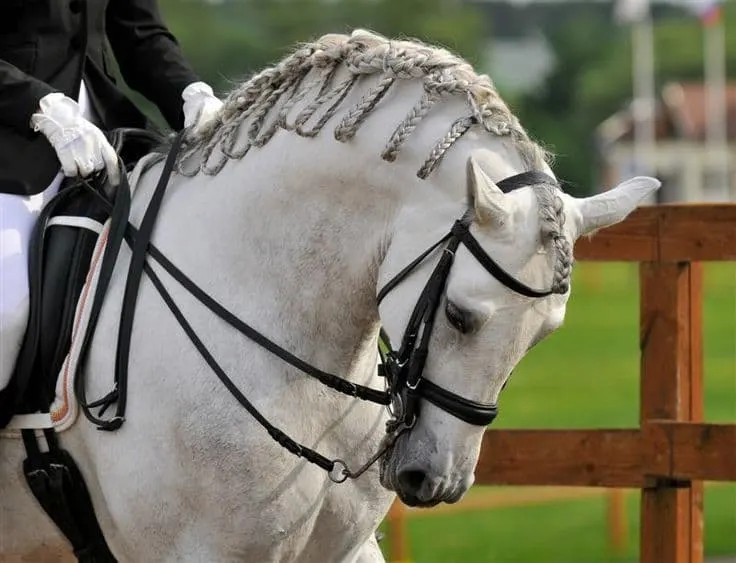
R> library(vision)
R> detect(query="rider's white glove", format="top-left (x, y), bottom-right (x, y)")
top-left (30, 92), bottom-right (120, 185)
top-left (182, 81), bottom-right (223, 137)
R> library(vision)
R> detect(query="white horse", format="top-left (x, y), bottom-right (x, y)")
top-left (0, 30), bottom-right (659, 562)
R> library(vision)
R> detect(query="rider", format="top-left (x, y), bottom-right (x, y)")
top-left (0, 0), bottom-right (223, 392)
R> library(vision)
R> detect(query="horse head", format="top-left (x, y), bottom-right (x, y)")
top-left (376, 146), bottom-right (657, 506)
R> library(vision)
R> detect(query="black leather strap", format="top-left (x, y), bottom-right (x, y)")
top-left (451, 221), bottom-right (554, 298)
top-left (419, 378), bottom-right (498, 426)
top-left (496, 171), bottom-right (555, 193)
top-left (74, 163), bottom-right (133, 429)
top-left (109, 131), bottom-right (185, 430)
top-left (376, 233), bottom-right (451, 305)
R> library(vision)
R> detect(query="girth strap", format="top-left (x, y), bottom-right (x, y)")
top-left (21, 429), bottom-right (116, 562)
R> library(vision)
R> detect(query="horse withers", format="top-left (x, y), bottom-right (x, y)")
top-left (0, 30), bottom-right (659, 562)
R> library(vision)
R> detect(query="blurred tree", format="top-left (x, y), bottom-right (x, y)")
top-left (112, 0), bottom-right (736, 198)
top-left (125, 0), bottom-right (487, 127)
top-left (513, 12), bottom-right (616, 196)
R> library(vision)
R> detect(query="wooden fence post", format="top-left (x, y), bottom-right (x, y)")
top-left (387, 501), bottom-right (410, 563)
top-left (639, 261), bottom-right (704, 563)
top-left (607, 489), bottom-right (628, 555)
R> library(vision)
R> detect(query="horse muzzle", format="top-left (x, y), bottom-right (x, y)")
top-left (379, 432), bottom-right (469, 507)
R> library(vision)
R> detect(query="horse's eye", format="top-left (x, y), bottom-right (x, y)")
top-left (445, 300), bottom-right (470, 334)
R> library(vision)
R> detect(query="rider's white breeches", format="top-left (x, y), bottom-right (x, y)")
top-left (0, 175), bottom-right (65, 380)
top-left (0, 82), bottom-right (97, 388)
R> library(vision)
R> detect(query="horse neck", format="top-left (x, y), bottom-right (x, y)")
top-left (140, 141), bottom-right (404, 386)
top-left (145, 78), bottom-right (491, 384)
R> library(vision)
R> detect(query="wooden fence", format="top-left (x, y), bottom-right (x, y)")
top-left (385, 203), bottom-right (736, 563)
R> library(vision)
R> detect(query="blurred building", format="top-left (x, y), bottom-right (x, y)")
top-left (595, 81), bottom-right (736, 203)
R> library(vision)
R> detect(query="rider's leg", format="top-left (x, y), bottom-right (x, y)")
top-left (0, 173), bottom-right (64, 389)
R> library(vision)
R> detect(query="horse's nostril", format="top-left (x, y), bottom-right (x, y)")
top-left (398, 469), bottom-right (426, 494)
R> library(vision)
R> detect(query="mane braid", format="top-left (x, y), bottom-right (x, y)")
top-left (146, 29), bottom-right (567, 291)
top-left (171, 29), bottom-right (551, 179)
top-left (295, 76), bottom-right (357, 137)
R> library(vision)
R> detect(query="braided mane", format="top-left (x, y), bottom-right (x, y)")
top-left (169, 29), bottom-right (570, 294)
top-left (174, 29), bottom-right (550, 179)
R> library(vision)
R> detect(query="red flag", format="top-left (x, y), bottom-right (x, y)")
top-left (694, 0), bottom-right (724, 27)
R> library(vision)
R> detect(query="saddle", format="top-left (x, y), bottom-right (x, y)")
top-left (0, 127), bottom-right (169, 563)
top-left (0, 127), bottom-right (165, 429)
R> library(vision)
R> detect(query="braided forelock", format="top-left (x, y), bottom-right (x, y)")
top-left (532, 182), bottom-right (573, 294)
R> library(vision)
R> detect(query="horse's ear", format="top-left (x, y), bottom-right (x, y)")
top-left (573, 176), bottom-right (661, 238)
top-left (466, 155), bottom-right (510, 226)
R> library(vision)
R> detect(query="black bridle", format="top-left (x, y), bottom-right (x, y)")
top-left (375, 170), bottom-right (561, 437)
top-left (72, 131), bottom-right (561, 483)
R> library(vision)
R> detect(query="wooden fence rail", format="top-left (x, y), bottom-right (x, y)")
top-left (385, 204), bottom-right (736, 563)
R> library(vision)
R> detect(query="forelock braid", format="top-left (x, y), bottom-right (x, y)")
top-left (533, 183), bottom-right (573, 294)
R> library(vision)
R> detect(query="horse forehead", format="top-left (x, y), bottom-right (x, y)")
top-left (509, 188), bottom-right (541, 219)
top-left (477, 141), bottom-right (528, 182)
top-left (447, 192), bottom-right (550, 299)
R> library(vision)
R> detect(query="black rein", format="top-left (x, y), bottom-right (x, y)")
top-left (72, 134), bottom-right (558, 483)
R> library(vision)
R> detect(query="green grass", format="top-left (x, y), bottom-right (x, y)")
top-left (382, 485), bottom-right (736, 563)
top-left (380, 262), bottom-right (736, 562)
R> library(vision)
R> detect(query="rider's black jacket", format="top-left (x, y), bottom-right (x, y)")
top-left (0, 0), bottom-right (200, 195)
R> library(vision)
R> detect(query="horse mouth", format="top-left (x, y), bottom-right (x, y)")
top-left (396, 491), bottom-right (443, 508)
